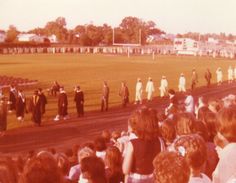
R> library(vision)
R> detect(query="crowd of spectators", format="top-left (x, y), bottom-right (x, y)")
top-left (1, 90), bottom-right (236, 183)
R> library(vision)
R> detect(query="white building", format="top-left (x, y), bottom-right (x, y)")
top-left (48, 34), bottom-right (57, 43)
top-left (174, 38), bottom-right (199, 55)
top-left (18, 33), bottom-right (43, 42)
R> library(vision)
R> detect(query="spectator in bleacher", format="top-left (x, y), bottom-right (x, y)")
top-left (105, 146), bottom-right (124, 183)
top-left (51, 81), bottom-right (60, 96)
top-left (153, 151), bottom-right (190, 183)
top-left (173, 134), bottom-right (211, 183)
top-left (19, 151), bottom-right (64, 183)
top-left (94, 136), bottom-right (107, 160)
top-left (74, 86), bottom-right (84, 117)
top-left (68, 147), bottom-right (95, 182)
top-left (184, 91), bottom-right (195, 114)
top-left (55, 153), bottom-right (71, 183)
top-left (38, 88), bottom-right (47, 115)
top-left (195, 96), bottom-right (208, 120)
top-left (122, 106), bottom-right (162, 183)
top-left (101, 130), bottom-right (112, 147)
top-left (165, 89), bottom-right (178, 117)
top-left (0, 97), bottom-right (7, 137)
top-left (16, 90), bottom-right (26, 122)
top-left (54, 87), bottom-right (68, 121)
top-left (119, 81), bottom-right (129, 107)
top-left (191, 69), bottom-right (198, 90)
top-left (159, 120), bottom-right (176, 150)
top-left (213, 106), bottom-right (236, 183)
top-left (0, 156), bottom-right (19, 183)
top-left (159, 76), bottom-right (168, 98)
top-left (208, 98), bottom-right (222, 114)
top-left (101, 81), bottom-right (109, 112)
top-left (178, 73), bottom-right (186, 92)
top-left (205, 68), bottom-right (212, 87)
top-left (135, 78), bottom-right (143, 104)
top-left (194, 120), bottom-right (219, 179)
top-left (145, 77), bottom-right (155, 101)
top-left (79, 156), bottom-right (107, 183)
top-left (28, 90), bottom-right (42, 126)
top-left (175, 113), bottom-right (196, 137)
top-left (8, 85), bottom-right (17, 113)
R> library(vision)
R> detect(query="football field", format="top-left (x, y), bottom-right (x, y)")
top-left (0, 53), bottom-right (234, 129)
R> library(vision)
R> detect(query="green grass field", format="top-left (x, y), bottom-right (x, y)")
top-left (0, 53), bottom-right (235, 129)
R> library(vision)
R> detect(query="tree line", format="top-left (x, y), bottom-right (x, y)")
top-left (1, 16), bottom-right (235, 46)
top-left (2, 16), bottom-right (164, 46)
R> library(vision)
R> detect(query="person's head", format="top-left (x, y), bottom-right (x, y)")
top-left (55, 153), bottom-right (70, 176)
top-left (101, 130), bottom-right (111, 144)
top-left (216, 106), bottom-right (236, 145)
top-left (208, 98), bottom-right (221, 113)
top-left (160, 120), bottom-right (176, 144)
top-left (194, 120), bottom-right (209, 142)
top-left (94, 137), bottom-right (107, 152)
top-left (128, 106), bottom-right (160, 140)
top-left (19, 151), bottom-right (63, 183)
top-left (105, 146), bottom-right (122, 174)
top-left (111, 130), bottom-right (121, 142)
top-left (153, 151), bottom-right (190, 183)
top-left (148, 77), bottom-right (152, 81)
top-left (168, 89), bottom-right (175, 96)
top-left (201, 112), bottom-right (217, 141)
top-left (78, 147), bottom-right (95, 164)
top-left (38, 88), bottom-right (42, 93)
top-left (80, 156), bottom-right (107, 183)
top-left (0, 157), bottom-right (18, 183)
top-left (174, 134), bottom-right (207, 171)
top-left (76, 85), bottom-right (80, 90)
top-left (175, 113), bottom-right (196, 136)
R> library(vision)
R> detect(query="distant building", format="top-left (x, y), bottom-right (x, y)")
top-left (0, 31), bottom-right (6, 43)
top-left (18, 33), bottom-right (43, 42)
top-left (48, 34), bottom-right (57, 43)
top-left (174, 38), bottom-right (199, 55)
top-left (208, 38), bottom-right (219, 44)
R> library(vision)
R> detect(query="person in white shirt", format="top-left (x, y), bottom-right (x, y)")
top-left (135, 78), bottom-right (143, 104)
top-left (216, 67), bottom-right (223, 85)
top-left (184, 92), bottom-right (195, 114)
top-left (212, 107), bottom-right (236, 183)
top-left (159, 76), bottom-right (168, 97)
top-left (178, 73), bottom-right (186, 92)
top-left (228, 66), bottom-right (234, 83)
top-left (146, 77), bottom-right (155, 101)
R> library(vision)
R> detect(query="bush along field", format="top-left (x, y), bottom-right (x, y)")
top-left (0, 53), bottom-right (235, 129)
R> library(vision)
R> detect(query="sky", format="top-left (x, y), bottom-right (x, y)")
top-left (0, 0), bottom-right (235, 34)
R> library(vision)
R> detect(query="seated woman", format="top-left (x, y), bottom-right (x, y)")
top-left (122, 106), bottom-right (163, 183)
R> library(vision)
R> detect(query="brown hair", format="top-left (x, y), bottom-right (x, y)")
top-left (80, 156), bottom-right (107, 183)
top-left (175, 113), bottom-right (196, 136)
top-left (153, 151), bottom-right (190, 183)
top-left (216, 106), bottom-right (236, 142)
top-left (160, 120), bottom-right (176, 144)
top-left (105, 146), bottom-right (123, 175)
top-left (174, 134), bottom-right (207, 170)
top-left (19, 151), bottom-right (63, 183)
top-left (128, 106), bottom-right (160, 140)
top-left (0, 157), bottom-right (18, 183)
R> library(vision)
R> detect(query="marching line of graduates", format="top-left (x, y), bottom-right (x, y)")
top-left (0, 65), bottom-right (235, 134)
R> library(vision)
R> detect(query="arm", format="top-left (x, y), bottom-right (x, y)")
top-left (122, 141), bottom-right (134, 175)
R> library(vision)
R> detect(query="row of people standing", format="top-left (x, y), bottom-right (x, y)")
top-left (8, 85), bottom-right (47, 126)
